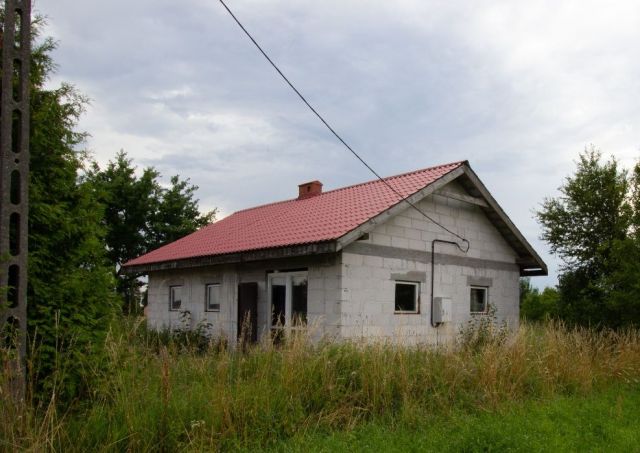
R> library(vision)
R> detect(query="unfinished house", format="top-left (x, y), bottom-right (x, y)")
top-left (124, 161), bottom-right (547, 344)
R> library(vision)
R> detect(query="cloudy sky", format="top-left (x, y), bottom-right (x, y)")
top-left (37, 0), bottom-right (640, 287)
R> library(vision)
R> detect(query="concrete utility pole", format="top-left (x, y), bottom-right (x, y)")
top-left (0, 0), bottom-right (31, 397)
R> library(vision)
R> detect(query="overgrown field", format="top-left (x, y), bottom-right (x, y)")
top-left (2, 320), bottom-right (640, 451)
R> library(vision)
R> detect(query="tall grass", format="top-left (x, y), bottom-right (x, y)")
top-left (2, 320), bottom-right (640, 451)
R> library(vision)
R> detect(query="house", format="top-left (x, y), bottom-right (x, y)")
top-left (124, 161), bottom-right (547, 344)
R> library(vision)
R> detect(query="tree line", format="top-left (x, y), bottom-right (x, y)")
top-left (522, 147), bottom-right (640, 328)
top-left (3, 17), bottom-right (214, 399)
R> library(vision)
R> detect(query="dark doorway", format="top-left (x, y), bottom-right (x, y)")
top-left (237, 282), bottom-right (258, 344)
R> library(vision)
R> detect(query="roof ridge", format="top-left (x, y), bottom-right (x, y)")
top-left (233, 161), bottom-right (466, 215)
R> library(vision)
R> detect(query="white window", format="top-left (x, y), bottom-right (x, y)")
top-left (470, 286), bottom-right (488, 313)
top-left (169, 285), bottom-right (182, 311)
top-left (394, 281), bottom-right (419, 314)
top-left (268, 271), bottom-right (308, 334)
top-left (205, 283), bottom-right (221, 312)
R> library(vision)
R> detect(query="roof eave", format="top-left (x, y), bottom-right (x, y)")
top-left (335, 162), bottom-right (548, 277)
top-left (122, 241), bottom-right (338, 274)
top-left (335, 165), bottom-right (467, 251)
top-left (459, 164), bottom-right (548, 277)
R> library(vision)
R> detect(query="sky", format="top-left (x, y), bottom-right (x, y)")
top-left (36, 0), bottom-right (640, 288)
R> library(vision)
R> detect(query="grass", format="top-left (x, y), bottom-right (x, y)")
top-left (2, 319), bottom-right (640, 451)
top-left (273, 385), bottom-right (640, 452)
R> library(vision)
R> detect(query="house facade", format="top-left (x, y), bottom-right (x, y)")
top-left (125, 161), bottom-right (546, 344)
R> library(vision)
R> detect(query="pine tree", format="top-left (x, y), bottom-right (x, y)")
top-left (25, 22), bottom-right (118, 399)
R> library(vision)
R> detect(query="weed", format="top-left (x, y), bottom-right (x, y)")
top-left (2, 319), bottom-right (640, 451)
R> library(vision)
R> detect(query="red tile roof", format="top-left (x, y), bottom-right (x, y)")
top-left (124, 161), bottom-right (464, 267)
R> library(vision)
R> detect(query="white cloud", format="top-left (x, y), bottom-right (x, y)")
top-left (36, 0), bottom-right (640, 288)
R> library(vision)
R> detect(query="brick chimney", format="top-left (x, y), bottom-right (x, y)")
top-left (298, 180), bottom-right (323, 199)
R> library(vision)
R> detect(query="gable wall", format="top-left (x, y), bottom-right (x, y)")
top-left (340, 180), bottom-right (520, 343)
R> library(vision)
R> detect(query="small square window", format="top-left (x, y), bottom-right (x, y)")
top-left (205, 283), bottom-right (221, 312)
top-left (169, 285), bottom-right (182, 311)
top-left (470, 286), bottom-right (488, 313)
top-left (395, 281), bottom-right (419, 313)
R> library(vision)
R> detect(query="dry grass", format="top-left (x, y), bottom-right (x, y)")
top-left (2, 320), bottom-right (640, 451)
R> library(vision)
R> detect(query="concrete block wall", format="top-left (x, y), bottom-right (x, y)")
top-left (339, 252), bottom-right (435, 343)
top-left (340, 180), bottom-right (521, 343)
top-left (146, 255), bottom-right (342, 342)
top-left (368, 181), bottom-right (516, 263)
top-left (146, 264), bottom-right (237, 337)
top-left (236, 256), bottom-right (342, 340)
top-left (305, 261), bottom-right (342, 340)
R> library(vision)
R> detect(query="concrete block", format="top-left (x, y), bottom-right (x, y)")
top-left (323, 277), bottom-right (340, 290)
top-left (411, 219), bottom-right (429, 231)
top-left (370, 233), bottom-right (392, 246)
top-left (362, 255), bottom-right (382, 267)
top-left (386, 225), bottom-right (406, 237)
top-left (342, 253), bottom-right (364, 266)
top-left (393, 215), bottom-right (412, 228)
top-left (391, 236), bottom-right (409, 249)
top-left (409, 239), bottom-right (427, 251)
top-left (404, 227), bottom-right (421, 241)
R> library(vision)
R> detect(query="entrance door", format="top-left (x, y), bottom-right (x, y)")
top-left (237, 282), bottom-right (258, 344)
top-left (268, 271), bottom-right (308, 338)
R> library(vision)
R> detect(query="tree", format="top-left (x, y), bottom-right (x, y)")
top-left (536, 147), bottom-right (640, 327)
top-left (520, 282), bottom-right (559, 322)
top-left (537, 147), bottom-right (631, 274)
top-left (86, 152), bottom-right (216, 313)
top-left (149, 175), bottom-right (215, 248)
top-left (21, 22), bottom-right (118, 399)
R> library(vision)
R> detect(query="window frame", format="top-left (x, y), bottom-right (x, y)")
top-left (204, 283), bottom-right (221, 312)
top-left (267, 270), bottom-right (308, 332)
top-left (394, 280), bottom-right (420, 314)
top-left (169, 285), bottom-right (183, 311)
top-left (469, 286), bottom-right (489, 314)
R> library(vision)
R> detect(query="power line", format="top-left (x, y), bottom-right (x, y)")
top-left (218, 0), bottom-right (469, 252)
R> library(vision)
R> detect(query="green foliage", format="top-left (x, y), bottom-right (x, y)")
top-left (537, 147), bottom-right (631, 274)
top-left (520, 280), bottom-right (560, 322)
top-left (457, 303), bottom-right (509, 352)
top-left (3, 321), bottom-right (640, 450)
top-left (86, 151), bottom-right (162, 272)
top-left (536, 147), bottom-right (640, 327)
top-left (603, 237), bottom-right (640, 326)
top-left (2, 12), bottom-right (216, 399)
top-left (274, 387), bottom-right (640, 452)
top-left (149, 174), bottom-right (216, 248)
top-left (24, 23), bottom-right (119, 399)
top-left (131, 315), bottom-right (227, 355)
top-left (520, 287), bottom-right (559, 321)
top-left (85, 152), bottom-right (216, 313)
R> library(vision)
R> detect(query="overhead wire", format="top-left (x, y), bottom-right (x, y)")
top-left (218, 0), bottom-right (469, 252)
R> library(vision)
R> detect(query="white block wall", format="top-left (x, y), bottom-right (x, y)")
top-left (146, 256), bottom-right (342, 341)
top-left (146, 264), bottom-right (237, 337)
top-left (339, 180), bottom-right (520, 343)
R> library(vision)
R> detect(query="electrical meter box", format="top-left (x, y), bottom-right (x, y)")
top-left (433, 297), bottom-right (452, 323)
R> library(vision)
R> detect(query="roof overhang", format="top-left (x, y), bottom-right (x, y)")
top-left (335, 162), bottom-right (547, 277)
top-left (458, 165), bottom-right (547, 276)
top-left (122, 241), bottom-right (337, 274)
top-left (336, 165), bottom-right (466, 250)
